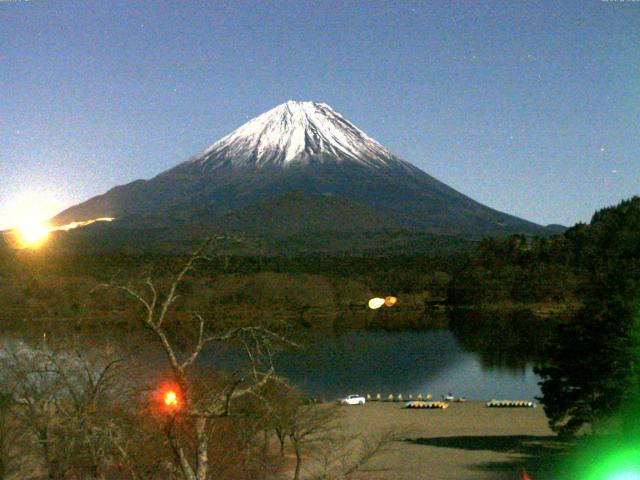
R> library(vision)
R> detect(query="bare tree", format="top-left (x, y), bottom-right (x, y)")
top-left (100, 242), bottom-right (296, 480)
top-left (0, 339), bottom-right (168, 480)
top-left (0, 345), bottom-right (66, 479)
top-left (287, 403), bottom-right (338, 480)
top-left (309, 428), bottom-right (402, 480)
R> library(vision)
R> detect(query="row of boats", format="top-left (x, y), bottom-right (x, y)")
top-left (363, 393), bottom-right (536, 408)
top-left (366, 393), bottom-right (465, 402)
top-left (404, 399), bottom-right (536, 409)
top-left (486, 400), bottom-right (536, 408)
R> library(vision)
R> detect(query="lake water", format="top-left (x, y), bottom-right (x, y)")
top-left (3, 313), bottom-right (547, 403)
top-left (270, 330), bottom-right (541, 402)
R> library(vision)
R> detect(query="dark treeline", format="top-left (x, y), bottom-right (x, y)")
top-left (0, 246), bottom-right (462, 299)
top-left (0, 247), bottom-right (462, 282)
top-left (448, 197), bottom-right (640, 314)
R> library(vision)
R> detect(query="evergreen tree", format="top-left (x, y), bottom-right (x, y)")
top-left (535, 197), bottom-right (640, 436)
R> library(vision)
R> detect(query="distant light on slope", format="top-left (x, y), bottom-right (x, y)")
top-left (55, 217), bottom-right (115, 231)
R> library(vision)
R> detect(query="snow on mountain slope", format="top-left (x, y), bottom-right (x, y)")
top-left (179, 101), bottom-right (418, 172)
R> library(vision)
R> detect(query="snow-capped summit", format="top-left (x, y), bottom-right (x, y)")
top-left (180, 101), bottom-right (416, 172)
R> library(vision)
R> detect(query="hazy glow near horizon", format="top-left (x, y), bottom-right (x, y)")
top-left (0, 190), bottom-right (70, 231)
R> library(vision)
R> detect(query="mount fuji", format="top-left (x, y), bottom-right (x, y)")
top-left (52, 101), bottom-right (559, 253)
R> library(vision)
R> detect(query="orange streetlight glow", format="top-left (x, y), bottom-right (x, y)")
top-left (384, 296), bottom-right (398, 307)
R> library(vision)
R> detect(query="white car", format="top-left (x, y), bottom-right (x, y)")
top-left (339, 394), bottom-right (366, 405)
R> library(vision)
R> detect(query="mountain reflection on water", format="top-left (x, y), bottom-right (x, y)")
top-left (448, 309), bottom-right (556, 371)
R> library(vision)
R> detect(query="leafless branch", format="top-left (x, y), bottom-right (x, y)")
top-left (157, 240), bottom-right (210, 329)
top-left (179, 313), bottom-right (206, 371)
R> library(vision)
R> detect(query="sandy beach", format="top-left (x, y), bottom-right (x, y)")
top-left (329, 401), bottom-right (563, 480)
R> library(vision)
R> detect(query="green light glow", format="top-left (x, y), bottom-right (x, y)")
top-left (608, 473), bottom-right (640, 480)
top-left (579, 445), bottom-right (640, 480)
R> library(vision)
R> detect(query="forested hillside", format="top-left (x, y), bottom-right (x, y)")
top-left (447, 197), bottom-right (639, 315)
top-left (2, 197), bottom-right (638, 333)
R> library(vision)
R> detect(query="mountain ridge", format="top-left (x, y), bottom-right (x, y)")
top-left (51, 101), bottom-right (560, 251)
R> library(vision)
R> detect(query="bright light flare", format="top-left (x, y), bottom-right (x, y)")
top-left (2, 217), bottom-right (52, 249)
top-left (151, 382), bottom-right (183, 416)
top-left (368, 298), bottom-right (385, 309)
top-left (368, 296), bottom-right (398, 309)
top-left (16, 221), bottom-right (50, 247)
top-left (164, 390), bottom-right (178, 408)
